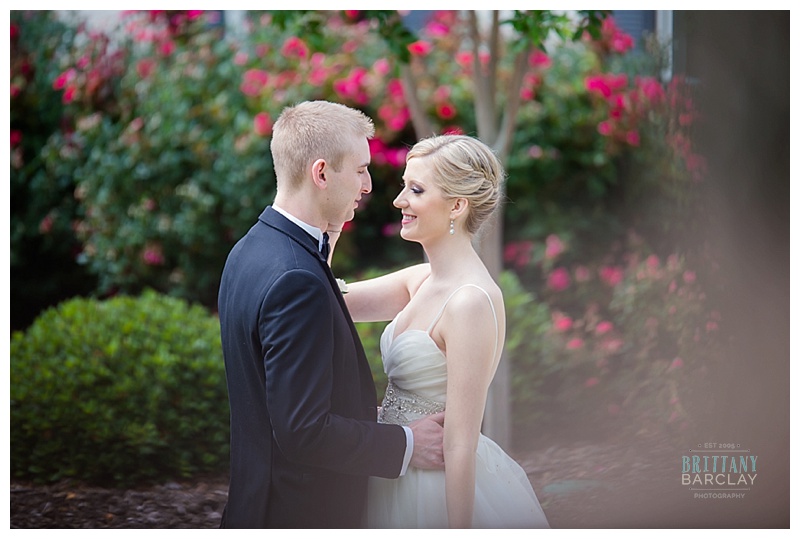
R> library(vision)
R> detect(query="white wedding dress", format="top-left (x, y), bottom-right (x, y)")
top-left (365, 285), bottom-right (550, 528)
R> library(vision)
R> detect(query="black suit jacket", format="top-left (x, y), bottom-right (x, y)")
top-left (218, 206), bottom-right (407, 528)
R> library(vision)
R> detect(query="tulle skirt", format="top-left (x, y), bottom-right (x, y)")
top-left (365, 434), bottom-right (550, 529)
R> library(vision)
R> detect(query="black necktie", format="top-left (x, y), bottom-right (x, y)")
top-left (320, 232), bottom-right (330, 260)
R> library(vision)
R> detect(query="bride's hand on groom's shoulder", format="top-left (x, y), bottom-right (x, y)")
top-left (408, 412), bottom-right (446, 470)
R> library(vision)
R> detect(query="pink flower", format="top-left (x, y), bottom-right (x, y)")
top-left (382, 222), bottom-right (401, 237)
top-left (597, 120), bottom-right (613, 136)
top-left (455, 51), bottom-right (473, 68)
top-left (583, 377), bottom-right (599, 387)
top-left (240, 69), bottom-right (269, 97)
top-left (668, 357), bottom-right (684, 371)
top-left (373, 58), bottom-right (390, 76)
top-left (599, 266), bottom-right (624, 287)
top-left (552, 312), bottom-right (573, 332)
top-left (611, 32), bottom-right (634, 53)
top-left (683, 270), bottom-right (696, 284)
top-left (408, 40), bottom-right (433, 56)
top-left (186, 10), bottom-right (203, 20)
top-left (547, 267), bottom-right (571, 292)
top-left (39, 213), bottom-right (54, 234)
top-left (62, 86), bottom-right (77, 104)
top-left (159, 40), bottom-right (175, 56)
top-left (637, 76), bottom-right (665, 103)
top-left (567, 338), bottom-right (585, 351)
top-left (11, 84), bottom-right (21, 98)
top-left (608, 404), bottom-right (621, 415)
top-left (11, 24), bottom-right (19, 40)
top-left (10, 130), bottom-right (22, 148)
top-left (528, 145), bottom-right (543, 159)
top-left (544, 234), bottom-right (565, 259)
top-left (282, 36), bottom-right (309, 59)
top-left (706, 321), bottom-right (719, 332)
top-left (585, 75), bottom-right (611, 98)
top-left (53, 69), bottom-right (77, 90)
top-left (503, 240), bottom-right (533, 269)
top-left (595, 321), bottom-right (613, 336)
top-left (626, 130), bottom-right (640, 146)
top-left (528, 49), bottom-right (552, 69)
top-left (442, 125), bottom-right (464, 135)
top-left (599, 338), bottom-right (624, 353)
top-left (386, 78), bottom-right (405, 99)
top-left (136, 58), bottom-right (156, 78)
top-left (436, 103), bottom-right (457, 120)
top-left (142, 245), bottom-right (165, 266)
top-left (574, 266), bottom-right (592, 282)
top-left (646, 254), bottom-right (660, 270)
top-left (425, 21), bottom-right (450, 37)
top-left (253, 112), bottom-right (272, 137)
top-left (234, 51), bottom-right (248, 66)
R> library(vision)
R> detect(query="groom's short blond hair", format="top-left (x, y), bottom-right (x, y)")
top-left (271, 101), bottom-right (375, 191)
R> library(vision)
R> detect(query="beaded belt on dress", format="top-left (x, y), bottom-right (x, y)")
top-left (377, 380), bottom-right (446, 426)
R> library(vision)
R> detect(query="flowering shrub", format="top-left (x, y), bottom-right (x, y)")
top-left (42, 11), bottom-right (274, 304)
top-left (10, 11), bottom-right (96, 329)
top-left (506, 230), bottom-right (722, 431)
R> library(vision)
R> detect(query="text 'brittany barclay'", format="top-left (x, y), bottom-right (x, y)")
top-left (681, 455), bottom-right (757, 486)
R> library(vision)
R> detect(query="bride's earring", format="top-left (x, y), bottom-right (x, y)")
top-left (449, 219), bottom-right (455, 235)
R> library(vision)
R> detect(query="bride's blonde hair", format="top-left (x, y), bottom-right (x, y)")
top-left (406, 135), bottom-right (504, 235)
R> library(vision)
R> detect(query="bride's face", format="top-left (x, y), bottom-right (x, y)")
top-left (393, 157), bottom-right (452, 243)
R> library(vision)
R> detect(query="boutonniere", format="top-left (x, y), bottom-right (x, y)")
top-left (335, 278), bottom-right (349, 294)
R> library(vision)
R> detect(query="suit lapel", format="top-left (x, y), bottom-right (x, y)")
top-left (259, 207), bottom-right (377, 403)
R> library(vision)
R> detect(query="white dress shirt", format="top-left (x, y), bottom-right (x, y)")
top-left (271, 204), bottom-right (414, 476)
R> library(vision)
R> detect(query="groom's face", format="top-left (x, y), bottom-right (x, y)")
top-left (324, 134), bottom-right (372, 224)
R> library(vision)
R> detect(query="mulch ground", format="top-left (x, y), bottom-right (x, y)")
top-left (9, 426), bottom-right (787, 528)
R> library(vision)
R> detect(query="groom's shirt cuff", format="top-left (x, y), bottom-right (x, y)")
top-left (399, 426), bottom-right (413, 476)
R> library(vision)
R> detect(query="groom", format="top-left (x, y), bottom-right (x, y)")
top-left (218, 101), bottom-right (445, 528)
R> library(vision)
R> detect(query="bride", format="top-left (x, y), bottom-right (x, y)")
top-left (328, 134), bottom-right (549, 528)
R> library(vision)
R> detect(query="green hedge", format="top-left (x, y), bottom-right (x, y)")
top-left (10, 290), bottom-right (229, 486)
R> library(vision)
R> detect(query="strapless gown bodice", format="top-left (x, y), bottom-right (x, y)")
top-left (376, 318), bottom-right (448, 425)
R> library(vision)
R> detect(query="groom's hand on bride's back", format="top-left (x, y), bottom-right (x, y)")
top-left (408, 411), bottom-right (446, 470)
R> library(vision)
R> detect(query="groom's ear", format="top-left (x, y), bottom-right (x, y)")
top-left (450, 197), bottom-right (469, 219)
top-left (311, 159), bottom-right (327, 189)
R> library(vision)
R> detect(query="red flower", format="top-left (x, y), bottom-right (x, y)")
top-left (186, 10), bottom-right (203, 20)
top-left (407, 40), bottom-right (432, 57)
top-left (568, 339), bottom-right (585, 351)
top-left (253, 112), bottom-right (272, 137)
top-left (11, 24), bottom-right (19, 40)
top-left (10, 130), bottom-right (22, 148)
top-left (436, 103), bottom-right (457, 120)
